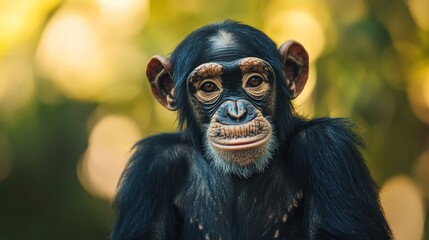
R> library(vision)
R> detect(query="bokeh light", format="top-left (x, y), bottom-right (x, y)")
top-left (0, 0), bottom-right (60, 56)
top-left (405, 0), bottom-right (429, 31)
top-left (293, 64), bottom-right (317, 117)
top-left (407, 63), bottom-right (429, 124)
top-left (95, 0), bottom-right (149, 36)
top-left (36, 5), bottom-right (146, 103)
top-left (380, 175), bottom-right (426, 240)
top-left (0, 48), bottom-right (34, 116)
top-left (36, 9), bottom-right (107, 101)
top-left (414, 149), bottom-right (429, 200)
top-left (264, 9), bottom-right (326, 63)
top-left (78, 115), bottom-right (142, 200)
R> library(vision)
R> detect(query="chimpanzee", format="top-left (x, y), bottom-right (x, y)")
top-left (111, 20), bottom-right (392, 240)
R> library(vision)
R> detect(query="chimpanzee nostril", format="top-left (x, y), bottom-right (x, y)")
top-left (227, 100), bottom-right (247, 120)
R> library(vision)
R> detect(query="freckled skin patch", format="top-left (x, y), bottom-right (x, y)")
top-left (188, 63), bottom-right (223, 85)
top-left (239, 57), bottom-right (271, 79)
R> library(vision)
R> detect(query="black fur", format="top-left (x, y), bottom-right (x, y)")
top-left (111, 21), bottom-right (392, 240)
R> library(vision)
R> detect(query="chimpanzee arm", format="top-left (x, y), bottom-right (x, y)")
top-left (289, 118), bottom-right (392, 240)
top-left (110, 133), bottom-right (191, 240)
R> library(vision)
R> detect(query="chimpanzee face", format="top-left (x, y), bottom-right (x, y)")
top-left (186, 55), bottom-right (278, 177)
top-left (146, 25), bottom-right (309, 177)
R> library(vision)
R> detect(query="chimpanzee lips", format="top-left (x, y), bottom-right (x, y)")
top-left (208, 115), bottom-right (272, 151)
top-left (210, 133), bottom-right (271, 151)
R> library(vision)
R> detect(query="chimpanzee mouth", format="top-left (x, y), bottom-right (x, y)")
top-left (207, 114), bottom-right (272, 151)
top-left (210, 132), bottom-right (271, 151)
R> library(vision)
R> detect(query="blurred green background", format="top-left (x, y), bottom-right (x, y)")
top-left (0, 0), bottom-right (428, 239)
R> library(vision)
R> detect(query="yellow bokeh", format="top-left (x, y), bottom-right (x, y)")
top-left (414, 150), bottom-right (429, 200)
top-left (0, 0), bottom-right (60, 56)
top-left (264, 9), bottom-right (326, 63)
top-left (36, 9), bottom-right (109, 100)
top-left (380, 176), bottom-right (425, 240)
top-left (78, 114), bottom-right (143, 200)
top-left (96, 0), bottom-right (149, 36)
top-left (0, 48), bottom-right (34, 115)
top-left (35, 2), bottom-right (147, 103)
top-left (407, 63), bottom-right (429, 124)
top-left (406, 0), bottom-right (429, 31)
top-left (293, 64), bottom-right (317, 117)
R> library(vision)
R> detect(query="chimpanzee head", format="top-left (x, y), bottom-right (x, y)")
top-left (146, 20), bottom-right (309, 177)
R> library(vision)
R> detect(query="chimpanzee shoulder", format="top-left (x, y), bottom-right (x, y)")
top-left (288, 118), bottom-right (391, 239)
top-left (125, 132), bottom-right (194, 192)
top-left (111, 132), bottom-right (194, 239)
top-left (292, 117), bottom-right (364, 146)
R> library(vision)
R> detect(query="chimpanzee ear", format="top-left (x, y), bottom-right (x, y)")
top-left (278, 40), bottom-right (309, 99)
top-left (146, 55), bottom-right (177, 111)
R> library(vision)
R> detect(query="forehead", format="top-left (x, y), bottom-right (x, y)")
top-left (203, 31), bottom-right (253, 62)
top-left (209, 30), bottom-right (235, 49)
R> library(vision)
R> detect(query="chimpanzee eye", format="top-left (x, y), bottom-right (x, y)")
top-left (246, 76), bottom-right (264, 88)
top-left (195, 78), bottom-right (222, 104)
top-left (200, 81), bottom-right (219, 93)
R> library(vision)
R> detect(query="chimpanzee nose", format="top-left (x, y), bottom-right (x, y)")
top-left (227, 100), bottom-right (247, 120)
top-left (216, 99), bottom-right (257, 125)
